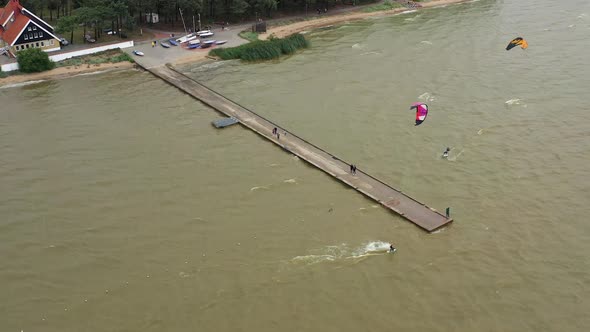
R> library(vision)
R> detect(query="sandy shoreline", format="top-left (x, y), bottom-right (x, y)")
top-left (0, 62), bottom-right (135, 87)
top-left (261, 0), bottom-right (471, 39)
top-left (0, 0), bottom-right (470, 86)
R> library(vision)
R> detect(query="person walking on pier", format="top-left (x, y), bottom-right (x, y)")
top-left (350, 164), bottom-right (354, 174)
top-left (352, 165), bottom-right (357, 175)
top-left (272, 127), bottom-right (277, 135)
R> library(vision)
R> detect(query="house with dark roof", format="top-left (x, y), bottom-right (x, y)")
top-left (0, 0), bottom-right (61, 57)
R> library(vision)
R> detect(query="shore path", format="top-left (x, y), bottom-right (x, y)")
top-left (144, 65), bottom-right (453, 232)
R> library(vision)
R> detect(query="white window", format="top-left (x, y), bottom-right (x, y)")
top-left (39, 31), bottom-right (43, 37)
top-left (33, 32), bottom-right (38, 38)
top-left (29, 33), bottom-right (32, 39)
top-left (33, 26), bottom-right (37, 30)
top-left (27, 27), bottom-right (31, 31)
top-left (24, 34), bottom-right (28, 40)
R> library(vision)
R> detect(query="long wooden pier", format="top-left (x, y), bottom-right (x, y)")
top-left (146, 65), bottom-right (452, 232)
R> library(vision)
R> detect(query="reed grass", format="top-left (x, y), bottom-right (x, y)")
top-left (210, 34), bottom-right (309, 62)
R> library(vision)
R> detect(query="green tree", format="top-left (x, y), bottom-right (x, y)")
top-left (231, 0), bottom-right (249, 17)
top-left (56, 15), bottom-right (78, 44)
top-left (17, 48), bottom-right (55, 73)
top-left (249, 0), bottom-right (277, 18)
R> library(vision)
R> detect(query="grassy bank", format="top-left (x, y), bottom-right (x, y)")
top-left (56, 49), bottom-right (133, 68)
top-left (210, 34), bottom-right (309, 61)
top-left (0, 49), bottom-right (133, 79)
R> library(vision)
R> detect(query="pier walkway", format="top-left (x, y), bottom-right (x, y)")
top-left (147, 65), bottom-right (452, 232)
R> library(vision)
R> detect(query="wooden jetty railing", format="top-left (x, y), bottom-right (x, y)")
top-left (145, 64), bottom-right (453, 232)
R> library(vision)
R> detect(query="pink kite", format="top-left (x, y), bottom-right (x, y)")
top-left (409, 102), bottom-right (429, 126)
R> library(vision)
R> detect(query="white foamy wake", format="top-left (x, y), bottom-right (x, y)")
top-left (283, 178), bottom-right (297, 184)
top-left (352, 43), bottom-right (364, 49)
top-left (418, 92), bottom-right (436, 102)
top-left (360, 51), bottom-right (381, 56)
top-left (350, 241), bottom-right (391, 257)
top-left (250, 186), bottom-right (269, 191)
top-left (420, 40), bottom-right (433, 45)
top-left (0, 80), bottom-right (46, 89)
top-left (505, 98), bottom-right (522, 106)
top-left (291, 241), bottom-right (393, 265)
top-left (404, 14), bottom-right (422, 22)
top-left (447, 149), bottom-right (464, 162)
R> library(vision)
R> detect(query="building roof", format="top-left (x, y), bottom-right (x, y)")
top-left (1, 0), bottom-right (56, 46)
top-left (0, 0), bottom-right (21, 27)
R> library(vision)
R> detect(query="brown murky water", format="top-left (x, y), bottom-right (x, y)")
top-left (1, 0), bottom-right (589, 331)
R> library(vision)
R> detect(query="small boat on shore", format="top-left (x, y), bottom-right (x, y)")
top-left (161, 42), bottom-right (171, 48)
top-left (200, 40), bottom-right (216, 48)
top-left (133, 50), bottom-right (144, 56)
top-left (198, 30), bottom-right (214, 38)
top-left (176, 33), bottom-right (197, 44)
top-left (169, 39), bottom-right (179, 46)
top-left (188, 39), bottom-right (201, 49)
top-left (215, 40), bottom-right (227, 45)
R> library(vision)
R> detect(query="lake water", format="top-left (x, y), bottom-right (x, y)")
top-left (1, 0), bottom-right (589, 331)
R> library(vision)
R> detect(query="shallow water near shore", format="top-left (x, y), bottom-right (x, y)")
top-left (2, 0), bottom-right (590, 331)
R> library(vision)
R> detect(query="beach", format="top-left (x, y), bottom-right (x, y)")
top-left (0, 0), bottom-right (471, 87)
top-left (0, 61), bottom-right (134, 87)
top-left (260, 0), bottom-right (472, 39)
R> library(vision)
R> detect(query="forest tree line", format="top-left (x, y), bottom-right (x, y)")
top-left (13, 0), bottom-right (375, 43)
top-left (18, 0), bottom-right (371, 27)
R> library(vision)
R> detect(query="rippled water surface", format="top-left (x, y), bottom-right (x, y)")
top-left (1, 0), bottom-right (589, 331)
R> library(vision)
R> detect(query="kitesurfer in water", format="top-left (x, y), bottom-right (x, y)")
top-left (389, 244), bottom-right (396, 253)
top-left (442, 147), bottom-right (450, 158)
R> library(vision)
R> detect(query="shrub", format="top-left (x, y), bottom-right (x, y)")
top-left (17, 48), bottom-right (55, 73)
top-left (210, 33), bottom-right (309, 62)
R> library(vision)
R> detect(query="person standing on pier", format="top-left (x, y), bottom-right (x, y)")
top-left (272, 127), bottom-right (277, 135)
top-left (352, 165), bottom-right (357, 175)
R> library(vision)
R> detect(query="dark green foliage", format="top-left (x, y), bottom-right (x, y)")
top-left (210, 34), bottom-right (309, 62)
top-left (17, 48), bottom-right (55, 73)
